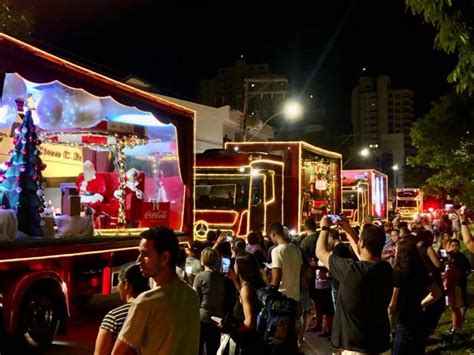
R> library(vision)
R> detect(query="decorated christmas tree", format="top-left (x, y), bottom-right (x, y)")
top-left (0, 110), bottom-right (46, 236)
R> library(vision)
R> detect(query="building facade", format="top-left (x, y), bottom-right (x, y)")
top-left (351, 75), bottom-right (415, 187)
top-left (125, 77), bottom-right (274, 152)
top-left (198, 59), bottom-right (288, 139)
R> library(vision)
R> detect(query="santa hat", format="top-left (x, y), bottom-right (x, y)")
top-left (83, 160), bottom-right (95, 169)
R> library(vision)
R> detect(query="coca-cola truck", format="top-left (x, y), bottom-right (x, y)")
top-left (194, 149), bottom-right (285, 239)
top-left (0, 34), bottom-right (194, 348)
top-left (395, 188), bottom-right (424, 221)
top-left (342, 169), bottom-right (388, 225)
top-left (194, 142), bottom-right (342, 239)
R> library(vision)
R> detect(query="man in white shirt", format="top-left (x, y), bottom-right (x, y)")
top-left (269, 222), bottom-right (303, 354)
top-left (112, 227), bottom-right (200, 355)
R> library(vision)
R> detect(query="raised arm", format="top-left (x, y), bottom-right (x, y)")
top-left (460, 214), bottom-right (474, 253)
top-left (316, 216), bottom-right (331, 268)
top-left (339, 217), bottom-right (361, 260)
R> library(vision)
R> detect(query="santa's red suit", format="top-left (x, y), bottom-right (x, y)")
top-left (76, 173), bottom-right (107, 204)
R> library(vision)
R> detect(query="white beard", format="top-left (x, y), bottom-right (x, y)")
top-left (80, 169), bottom-right (96, 193)
top-left (84, 169), bottom-right (96, 182)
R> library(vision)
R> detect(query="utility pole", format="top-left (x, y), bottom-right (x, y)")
top-left (241, 77), bottom-right (288, 141)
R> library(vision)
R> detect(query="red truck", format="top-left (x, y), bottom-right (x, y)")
top-left (194, 149), bottom-right (285, 239)
top-left (194, 142), bottom-right (342, 239)
top-left (341, 169), bottom-right (388, 225)
top-left (0, 34), bottom-right (194, 348)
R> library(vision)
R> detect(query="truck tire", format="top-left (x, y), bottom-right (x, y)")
top-left (18, 291), bottom-right (60, 348)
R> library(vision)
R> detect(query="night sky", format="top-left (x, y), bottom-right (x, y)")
top-left (28, 0), bottom-right (456, 138)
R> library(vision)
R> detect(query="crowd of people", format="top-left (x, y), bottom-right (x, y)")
top-left (92, 208), bottom-right (473, 355)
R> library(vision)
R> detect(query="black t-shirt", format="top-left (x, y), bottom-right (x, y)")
top-left (332, 243), bottom-right (352, 259)
top-left (330, 243), bottom-right (353, 289)
top-left (394, 269), bottom-right (431, 327)
top-left (329, 255), bottom-right (394, 353)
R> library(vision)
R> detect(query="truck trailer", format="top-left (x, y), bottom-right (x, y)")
top-left (342, 169), bottom-right (388, 225)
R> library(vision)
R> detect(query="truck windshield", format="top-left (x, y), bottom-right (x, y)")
top-left (195, 177), bottom-right (249, 210)
top-left (343, 191), bottom-right (358, 209)
top-left (397, 200), bottom-right (418, 208)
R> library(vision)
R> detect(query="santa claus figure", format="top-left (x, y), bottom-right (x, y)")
top-left (114, 168), bottom-right (144, 200)
top-left (76, 160), bottom-right (106, 204)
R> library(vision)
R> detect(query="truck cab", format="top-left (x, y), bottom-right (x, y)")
top-left (395, 188), bottom-right (423, 221)
top-left (194, 150), bottom-right (283, 239)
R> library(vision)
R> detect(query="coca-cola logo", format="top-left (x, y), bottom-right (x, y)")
top-left (144, 210), bottom-right (168, 220)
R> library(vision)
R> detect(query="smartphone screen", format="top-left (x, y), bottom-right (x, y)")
top-left (185, 265), bottom-right (193, 275)
top-left (226, 235), bottom-right (233, 242)
top-left (440, 249), bottom-right (447, 258)
top-left (221, 257), bottom-right (231, 274)
top-left (326, 214), bottom-right (341, 223)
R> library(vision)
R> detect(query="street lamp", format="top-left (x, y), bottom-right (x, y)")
top-left (360, 148), bottom-right (370, 157)
top-left (246, 100), bottom-right (303, 142)
top-left (392, 163), bottom-right (399, 188)
top-left (342, 147), bottom-right (371, 167)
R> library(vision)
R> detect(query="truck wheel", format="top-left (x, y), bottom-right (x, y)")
top-left (18, 291), bottom-right (60, 348)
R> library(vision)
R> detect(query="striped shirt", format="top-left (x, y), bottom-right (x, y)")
top-left (100, 303), bottom-right (132, 338)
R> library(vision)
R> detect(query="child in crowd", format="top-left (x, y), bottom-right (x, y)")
top-left (444, 251), bottom-right (465, 335)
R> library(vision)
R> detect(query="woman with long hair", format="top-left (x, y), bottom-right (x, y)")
top-left (388, 239), bottom-right (442, 355)
top-left (94, 263), bottom-right (150, 355)
top-left (232, 251), bottom-right (266, 354)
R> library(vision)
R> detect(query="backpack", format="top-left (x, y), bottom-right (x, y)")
top-left (256, 286), bottom-right (293, 345)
